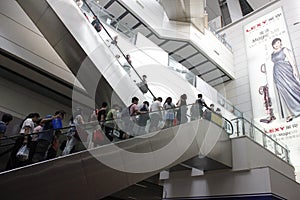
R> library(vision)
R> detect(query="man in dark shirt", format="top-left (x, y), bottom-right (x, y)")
top-left (91, 16), bottom-right (102, 32)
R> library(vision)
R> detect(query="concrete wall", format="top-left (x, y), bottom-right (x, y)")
top-left (163, 167), bottom-right (300, 199)
top-left (231, 136), bottom-right (294, 179)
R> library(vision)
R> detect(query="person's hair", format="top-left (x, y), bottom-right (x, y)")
top-left (198, 94), bottom-right (203, 98)
top-left (55, 110), bottom-right (66, 118)
top-left (181, 94), bottom-right (187, 99)
top-left (143, 101), bottom-right (149, 107)
top-left (19, 113), bottom-right (40, 129)
top-left (29, 113), bottom-right (40, 118)
top-left (1, 113), bottom-right (13, 123)
top-left (164, 97), bottom-right (172, 105)
top-left (132, 96), bottom-right (139, 103)
top-left (157, 97), bottom-right (163, 102)
top-left (272, 38), bottom-right (281, 47)
top-left (102, 102), bottom-right (108, 107)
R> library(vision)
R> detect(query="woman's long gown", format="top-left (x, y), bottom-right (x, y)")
top-left (272, 47), bottom-right (300, 118)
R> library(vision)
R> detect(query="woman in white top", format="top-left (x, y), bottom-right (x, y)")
top-left (6, 113), bottom-right (40, 170)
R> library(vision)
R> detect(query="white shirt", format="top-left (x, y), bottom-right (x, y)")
top-left (164, 103), bottom-right (175, 113)
top-left (150, 100), bottom-right (161, 112)
top-left (19, 118), bottom-right (34, 135)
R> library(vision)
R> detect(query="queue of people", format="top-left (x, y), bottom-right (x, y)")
top-left (0, 93), bottom-right (223, 171)
top-left (94, 94), bottom-right (223, 139)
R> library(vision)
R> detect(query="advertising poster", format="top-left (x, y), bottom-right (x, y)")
top-left (244, 7), bottom-right (300, 176)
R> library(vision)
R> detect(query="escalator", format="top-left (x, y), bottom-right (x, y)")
top-left (16, 0), bottom-right (152, 109)
top-left (0, 0), bottom-right (232, 199)
top-left (0, 106), bottom-right (232, 199)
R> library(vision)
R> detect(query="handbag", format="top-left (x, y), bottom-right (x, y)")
top-left (16, 144), bottom-right (30, 161)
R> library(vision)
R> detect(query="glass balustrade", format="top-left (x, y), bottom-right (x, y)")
top-left (231, 117), bottom-right (290, 163)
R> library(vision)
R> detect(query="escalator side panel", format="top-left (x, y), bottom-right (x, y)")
top-left (0, 119), bottom-right (231, 200)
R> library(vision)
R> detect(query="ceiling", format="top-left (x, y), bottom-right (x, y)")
top-left (87, 0), bottom-right (232, 87)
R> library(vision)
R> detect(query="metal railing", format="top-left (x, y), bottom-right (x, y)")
top-left (231, 117), bottom-right (290, 163)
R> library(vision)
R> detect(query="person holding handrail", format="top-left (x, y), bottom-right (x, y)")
top-left (6, 113), bottom-right (40, 169)
top-left (163, 97), bottom-right (175, 128)
top-left (32, 110), bottom-right (65, 163)
top-left (149, 97), bottom-right (163, 132)
top-left (176, 94), bottom-right (188, 124)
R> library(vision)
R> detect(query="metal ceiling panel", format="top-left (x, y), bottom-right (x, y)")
top-left (186, 53), bottom-right (207, 65)
top-left (134, 24), bottom-right (152, 36)
top-left (147, 34), bottom-right (166, 46)
top-left (120, 13), bottom-right (139, 28)
top-left (97, 0), bottom-right (111, 7)
top-left (209, 76), bottom-right (231, 86)
top-left (160, 40), bottom-right (187, 53)
top-left (105, 1), bottom-right (126, 19)
top-left (201, 69), bottom-right (225, 81)
top-left (193, 61), bottom-right (216, 74)
top-left (180, 60), bottom-right (193, 69)
top-left (174, 45), bottom-right (198, 58)
top-left (170, 54), bottom-right (183, 62)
